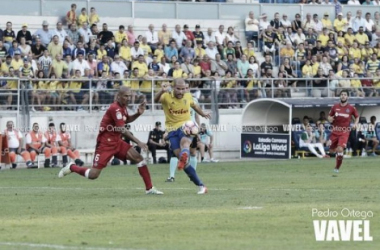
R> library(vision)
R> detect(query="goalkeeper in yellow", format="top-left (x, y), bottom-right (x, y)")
top-left (154, 79), bottom-right (211, 194)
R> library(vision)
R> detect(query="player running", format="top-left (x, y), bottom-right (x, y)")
top-left (155, 79), bottom-right (210, 194)
top-left (58, 86), bottom-right (163, 195)
top-left (166, 83), bottom-right (200, 182)
top-left (327, 90), bottom-right (359, 173)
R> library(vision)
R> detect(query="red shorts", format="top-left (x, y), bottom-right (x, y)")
top-left (329, 132), bottom-right (349, 150)
top-left (92, 140), bottom-right (132, 169)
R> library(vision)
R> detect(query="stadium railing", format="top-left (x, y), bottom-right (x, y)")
top-left (1, 77), bottom-right (379, 115)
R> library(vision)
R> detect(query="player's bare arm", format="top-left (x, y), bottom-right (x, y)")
top-left (195, 113), bottom-right (201, 127)
top-left (154, 83), bottom-right (170, 103)
top-left (126, 101), bottom-right (146, 123)
top-left (191, 103), bottom-right (211, 119)
top-left (118, 127), bottom-right (148, 151)
top-left (327, 115), bottom-right (334, 123)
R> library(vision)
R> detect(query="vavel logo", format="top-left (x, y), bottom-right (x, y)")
top-left (312, 208), bottom-right (373, 241)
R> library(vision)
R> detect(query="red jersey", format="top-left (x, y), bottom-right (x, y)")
top-left (328, 103), bottom-right (358, 134)
top-left (97, 102), bottom-right (129, 145)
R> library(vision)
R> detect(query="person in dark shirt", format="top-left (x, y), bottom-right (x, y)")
top-left (98, 23), bottom-right (114, 45)
top-left (105, 40), bottom-right (115, 59)
top-left (260, 54), bottom-right (273, 75)
top-left (193, 25), bottom-right (204, 48)
top-left (270, 13), bottom-right (283, 31)
top-left (147, 121), bottom-right (170, 164)
top-left (148, 55), bottom-right (160, 74)
top-left (16, 24), bottom-right (32, 45)
top-left (31, 38), bottom-right (46, 59)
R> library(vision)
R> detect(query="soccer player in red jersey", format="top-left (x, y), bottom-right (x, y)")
top-left (58, 86), bottom-right (163, 195)
top-left (327, 90), bottom-right (359, 173)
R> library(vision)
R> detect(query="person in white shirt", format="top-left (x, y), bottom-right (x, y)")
top-left (158, 57), bottom-right (170, 75)
top-left (293, 28), bottom-right (306, 45)
top-left (299, 123), bottom-right (328, 159)
top-left (364, 12), bottom-right (375, 33)
top-left (312, 14), bottom-right (323, 33)
top-left (214, 25), bottom-right (226, 47)
top-left (4, 121), bottom-right (33, 169)
top-left (72, 52), bottom-right (90, 76)
top-left (54, 22), bottom-right (68, 44)
top-left (259, 13), bottom-right (270, 31)
top-left (78, 22), bottom-right (92, 45)
top-left (203, 28), bottom-right (216, 46)
top-left (281, 14), bottom-right (292, 29)
top-left (344, 12), bottom-right (354, 32)
top-left (171, 24), bottom-right (187, 49)
top-left (321, 0), bottom-right (331, 4)
top-left (245, 11), bottom-right (259, 43)
top-left (353, 10), bottom-right (366, 33)
top-left (111, 55), bottom-right (128, 76)
top-left (130, 41), bottom-right (145, 61)
top-left (205, 41), bottom-right (218, 60)
top-left (347, 0), bottom-right (361, 4)
top-left (145, 24), bottom-right (159, 52)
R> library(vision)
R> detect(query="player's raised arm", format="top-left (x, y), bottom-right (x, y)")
top-left (154, 82), bottom-right (170, 103)
top-left (126, 101), bottom-right (146, 123)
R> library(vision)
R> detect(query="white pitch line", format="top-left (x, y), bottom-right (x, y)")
top-left (237, 206), bottom-right (263, 210)
top-left (0, 186), bottom-right (357, 192)
top-left (0, 242), bottom-right (155, 250)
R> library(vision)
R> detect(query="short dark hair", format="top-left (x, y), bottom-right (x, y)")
top-left (340, 89), bottom-right (349, 96)
top-left (49, 123), bottom-right (55, 127)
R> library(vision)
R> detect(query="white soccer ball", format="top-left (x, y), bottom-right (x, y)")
top-left (181, 121), bottom-right (199, 136)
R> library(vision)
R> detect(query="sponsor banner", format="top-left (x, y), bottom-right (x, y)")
top-left (241, 133), bottom-right (289, 159)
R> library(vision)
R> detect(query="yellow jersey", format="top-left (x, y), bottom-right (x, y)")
top-left (97, 49), bottom-right (107, 59)
top-left (160, 92), bottom-right (194, 131)
top-left (77, 14), bottom-right (88, 26)
top-left (132, 62), bottom-right (148, 77)
top-left (119, 46), bottom-right (131, 61)
top-left (140, 77), bottom-right (152, 93)
top-left (38, 80), bottom-right (48, 90)
top-left (130, 77), bottom-right (140, 90)
top-left (89, 14), bottom-right (99, 25)
top-left (154, 49), bottom-right (164, 62)
top-left (193, 66), bottom-right (201, 76)
top-left (351, 79), bottom-right (361, 88)
top-left (114, 31), bottom-right (127, 44)
top-left (69, 79), bottom-right (82, 93)
top-left (122, 80), bottom-right (131, 87)
top-left (48, 80), bottom-right (59, 91)
top-left (6, 80), bottom-right (18, 89)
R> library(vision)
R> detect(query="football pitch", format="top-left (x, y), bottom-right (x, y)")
top-left (0, 158), bottom-right (379, 250)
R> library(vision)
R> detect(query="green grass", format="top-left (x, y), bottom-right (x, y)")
top-left (0, 158), bottom-right (379, 250)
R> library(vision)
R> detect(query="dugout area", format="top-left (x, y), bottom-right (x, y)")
top-left (240, 99), bottom-right (292, 159)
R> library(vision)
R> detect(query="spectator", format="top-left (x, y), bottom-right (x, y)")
top-left (148, 55), bottom-right (160, 75)
top-left (147, 121), bottom-right (170, 164)
top-left (292, 14), bottom-right (302, 33)
top-left (215, 25), bottom-right (226, 48)
top-left (356, 26), bottom-right (369, 46)
top-left (164, 40), bottom-right (178, 63)
top-left (66, 3), bottom-right (77, 27)
top-left (195, 41), bottom-right (206, 59)
top-left (312, 68), bottom-right (328, 97)
top-left (64, 55), bottom-right (74, 77)
top-left (34, 21), bottom-right (54, 47)
top-left (89, 7), bottom-right (100, 25)
top-left (225, 53), bottom-right (237, 76)
top-left (211, 53), bottom-right (227, 76)
top-left (66, 23), bottom-right (81, 49)
top-left (18, 37), bottom-right (31, 57)
top-left (348, 0), bottom-right (361, 4)
top-left (262, 26), bottom-right (276, 55)
top-left (16, 23), bottom-right (32, 45)
top-left (126, 25), bottom-right (135, 47)
top-left (153, 44), bottom-right (164, 64)
top-left (183, 24), bottom-right (195, 46)
top-left (180, 40), bottom-right (195, 62)
top-left (3, 21), bottom-right (15, 52)
top-left (198, 123), bottom-right (218, 163)
top-left (204, 28), bottom-right (216, 46)
top-left (47, 35), bottom-right (62, 60)
top-left (322, 12), bottom-right (333, 31)
top-left (158, 24), bottom-right (171, 46)
top-left (237, 54), bottom-right (249, 78)
top-left (87, 53), bottom-right (98, 77)
top-left (98, 23), bottom-right (114, 45)
top-left (234, 41), bottom-right (244, 60)
top-left (0, 42), bottom-right (8, 60)
top-left (146, 24), bottom-right (159, 52)
top-left (159, 57), bottom-right (170, 75)
top-left (78, 22), bottom-right (92, 45)
top-left (52, 54), bottom-right (67, 78)
top-left (259, 13), bottom-right (270, 32)
top-left (293, 28), bottom-right (306, 46)
top-left (205, 41), bottom-right (218, 60)
top-left (245, 11), bottom-right (259, 44)
top-left (351, 73), bottom-right (365, 97)
top-left (260, 54), bottom-right (273, 76)
top-left (105, 39), bottom-right (116, 59)
top-left (37, 49), bottom-right (52, 77)
top-left (72, 41), bottom-right (86, 59)
top-left (132, 55), bottom-right (148, 77)
top-left (361, 71), bottom-right (375, 96)
top-left (172, 24), bottom-right (187, 50)
top-left (225, 27), bottom-right (239, 45)
top-left (315, 122), bottom-right (328, 146)
top-left (192, 25), bottom-right (204, 47)
top-left (77, 8), bottom-right (89, 27)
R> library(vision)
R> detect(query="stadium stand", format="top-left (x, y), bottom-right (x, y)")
top-left (1, 0), bottom-right (380, 167)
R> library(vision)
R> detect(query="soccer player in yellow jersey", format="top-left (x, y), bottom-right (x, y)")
top-left (154, 79), bottom-right (211, 194)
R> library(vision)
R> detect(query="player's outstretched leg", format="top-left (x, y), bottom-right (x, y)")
top-left (58, 161), bottom-right (93, 178)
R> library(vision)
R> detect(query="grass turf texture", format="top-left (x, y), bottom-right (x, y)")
top-left (0, 158), bottom-right (379, 250)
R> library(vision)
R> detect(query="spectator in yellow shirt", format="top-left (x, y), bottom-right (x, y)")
top-left (131, 55), bottom-right (148, 77)
top-left (77, 8), bottom-right (88, 27)
top-left (349, 42), bottom-right (361, 61)
top-left (119, 39), bottom-right (131, 66)
top-left (321, 12), bottom-right (333, 31)
top-left (243, 41), bottom-right (255, 58)
top-left (355, 27), bottom-right (369, 45)
top-left (350, 73), bottom-right (365, 97)
top-left (334, 13), bottom-right (346, 32)
top-left (317, 28), bottom-right (330, 47)
top-left (344, 28), bottom-right (355, 47)
top-left (302, 59), bottom-right (313, 78)
top-left (97, 44), bottom-right (107, 59)
top-left (114, 25), bottom-right (127, 47)
top-left (280, 42), bottom-right (295, 58)
top-left (195, 41), bottom-right (206, 59)
top-left (89, 7), bottom-right (100, 25)
top-left (153, 44), bottom-right (164, 62)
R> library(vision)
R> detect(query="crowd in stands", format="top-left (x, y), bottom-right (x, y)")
top-left (294, 112), bottom-right (379, 157)
top-left (0, 2), bottom-right (380, 112)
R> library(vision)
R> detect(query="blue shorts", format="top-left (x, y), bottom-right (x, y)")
top-left (167, 128), bottom-right (192, 151)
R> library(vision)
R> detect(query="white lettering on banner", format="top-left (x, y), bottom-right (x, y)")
top-left (313, 220), bottom-right (372, 241)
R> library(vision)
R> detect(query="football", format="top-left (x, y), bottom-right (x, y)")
top-left (181, 121), bottom-right (199, 136)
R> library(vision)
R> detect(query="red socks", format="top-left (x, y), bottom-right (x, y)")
top-left (335, 154), bottom-right (343, 170)
top-left (138, 165), bottom-right (153, 190)
top-left (70, 164), bottom-right (88, 177)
